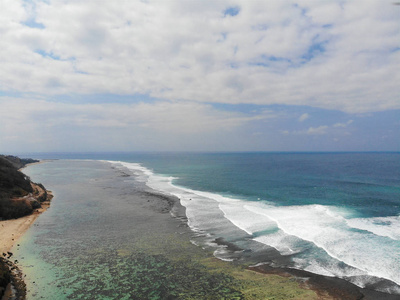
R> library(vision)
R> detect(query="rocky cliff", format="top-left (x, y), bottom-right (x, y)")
top-left (0, 155), bottom-right (50, 299)
top-left (0, 155), bottom-right (47, 220)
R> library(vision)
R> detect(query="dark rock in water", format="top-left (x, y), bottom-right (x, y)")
top-left (0, 258), bottom-right (11, 300)
top-left (214, 237), bottom-right (243, 252)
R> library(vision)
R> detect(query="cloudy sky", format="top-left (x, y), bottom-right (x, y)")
top-left (1, 0), bottom-right (399, 153)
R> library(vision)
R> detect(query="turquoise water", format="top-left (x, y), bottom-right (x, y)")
top-left (16, 152), bottom-right (400, 296)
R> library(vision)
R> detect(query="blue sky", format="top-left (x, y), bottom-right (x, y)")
top-left (0, 0), bottom-right (399, 153)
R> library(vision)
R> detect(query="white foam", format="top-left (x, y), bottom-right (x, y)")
top-left (106, 161), bottom-right (153, 182)
top-left (216, 201), bottom-right (304, 255)
top-left (346, 216), bottom-right (400, 240)
top-left (108, 161), bottom-right (240, 236)
top-left (218, 202), bottom-right (276, 235)
top-left (292, 257), bottom-right (366, 278)
top-left (253, 231), bottom-right (304, 255)
top-left (244, 204), bottom-right (400, 286)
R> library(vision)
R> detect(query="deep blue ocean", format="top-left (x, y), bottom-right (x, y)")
top-left (20, 152), bottom-right (400, 295)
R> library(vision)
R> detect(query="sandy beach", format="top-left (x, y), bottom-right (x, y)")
top-left (1, 161), bottom-right (53, 254)
top-left (0, 188), bottom-right (52, 300)
top-left (0, 200), bottom-right (51, 254)
top-left (0, 212), bottom-right (48, 300)
top-left (0, 161), bottom-right (52, 300)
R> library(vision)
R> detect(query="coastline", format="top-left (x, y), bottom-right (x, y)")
top-left (0, 197), bottom-right (52, 300)
top-left (0, 161), bottom-right (52, 300)
top-left (0, 192), bottom-right (51, 254)
top-left (1, 160), bottom-right (52, 253)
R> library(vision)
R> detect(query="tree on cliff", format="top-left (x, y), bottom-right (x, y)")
top-left (0, 155), bottom-right (39, 219)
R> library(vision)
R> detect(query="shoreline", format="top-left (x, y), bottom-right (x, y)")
top-left (17, 159), bottom-right (56, 172)
top-left (0, 194), bottom-right (51, 254)
top-left (0, 194), bottom-right (52, 300)
top-left (1, 159), bottom-right (52, 253)
top-left (1, 159), bottom-right (51, 253)
top-left (0, 161), bottom-right (52, 300)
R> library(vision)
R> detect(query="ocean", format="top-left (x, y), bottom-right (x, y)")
top-left (15, 152), bottom-right (400, 297)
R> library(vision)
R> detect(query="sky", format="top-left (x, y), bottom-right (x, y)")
top-left (0, 0), bottom-right (399, 153)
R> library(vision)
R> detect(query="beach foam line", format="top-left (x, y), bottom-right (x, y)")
top-left (107, 161), bottom-right (230, 231)
top-left (216, 201), bottom-right (305, 255)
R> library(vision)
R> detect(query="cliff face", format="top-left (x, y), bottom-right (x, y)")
top-left (0, 258), bottom-right (11, 299)
top-left (0, 156), bottom-right (49, 299)
top-left (0, 155), bottom-right (42, 220)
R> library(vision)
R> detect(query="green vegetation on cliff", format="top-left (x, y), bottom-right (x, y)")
top-left (0, 155), bottom-right (41, 299)
top-left (0, 155), bottom-right (39, 220)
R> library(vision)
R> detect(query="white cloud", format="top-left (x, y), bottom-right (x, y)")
top-left (298, 113), bottom-right (309, 122)
top-left (287, 119), bottom-right (354, 136)
top-left (0, 0), bottom-right (399, 113)
top-left (333, 120), bottom-right (353, 128)
top-left (281, 130), bottom-right (290, 135)
top-left (307, 125), bottom-right (329, 135)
